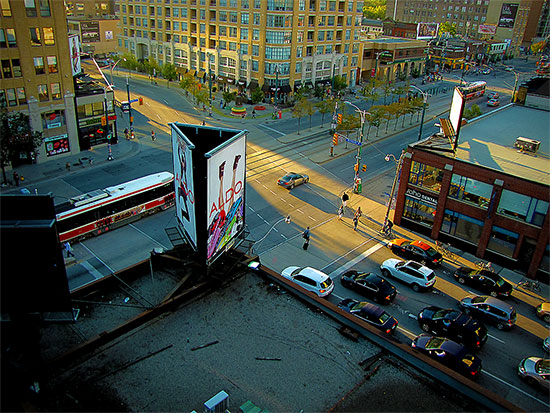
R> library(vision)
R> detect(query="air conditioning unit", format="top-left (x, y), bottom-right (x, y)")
top-left (515, 136), bottom-right (540, 153)
top-left (203, 390), bottom-right (229, 413)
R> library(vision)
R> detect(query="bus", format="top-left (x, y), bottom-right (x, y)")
top-left (56, 172), bottom-right (175, 242)
top-left (458, 81), bottom-right (486, 100)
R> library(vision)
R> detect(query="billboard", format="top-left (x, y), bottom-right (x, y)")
top-left (417, 23), bottom-right (439, 40)
top-left (478, 24), bottom-right (497, 35)
top-left (172, 127), bottom-right (197, 250)
top-left (68, 34), bottom-right (81, 76)
top-left (206, 134), bottom-right (246, 264)
top-left (81, 21), bottom-right (100, 42)
top-left (498, 3), bottom-right (519, 28)
top-left (449, 87), bottom-right (465, 148)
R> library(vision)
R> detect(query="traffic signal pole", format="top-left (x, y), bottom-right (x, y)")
top-left (127, 76), bottom-right (133, 134)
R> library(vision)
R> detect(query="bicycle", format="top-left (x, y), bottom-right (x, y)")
top-left (435, 241), bottom-right (455, 260)
top-left (516, 278), bottom-right (541, 293)
top-left (475, 261), bottom-right (494, 272)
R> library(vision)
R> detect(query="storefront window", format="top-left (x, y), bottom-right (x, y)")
top-left (41, 110), bottom-right (65, 129)
top-left (441, 209), bottom-right (484, 244)
top-left (408, 161), bottom-right (444, 193)
top-left (44, 134), bottom-right (70, 156)
top-left (449, 174), bottom-right (493, 209)
top-left (497, 189), bottom-right (548, 227)
top-left (486, 226), bottom-right (518, 258)
top-left (403, 189), bottom-right (438, 227)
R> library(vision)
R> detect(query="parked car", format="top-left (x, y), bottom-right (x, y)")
top-left (487, 91), bottom-right (500, 99)
top-left (380, 259), bottom-right (436, 292)
top-left (281, 266), bottom-right (334, 297)
top-left (387, 239), bottom-right (443, 267)
top-left (411, 334), bottom-right (482, 379)
top-left (517, 357), bottom-right (550, 390)
top-left (453, 266), bottom-right (513, 297)
top-left (536, 302), bottom-right (550, 323)
top-left (482, 68), bottom-right (491, 75)
top-left (340, 270), bottom-right (397, 304)
top-left (487, 98), bottom-right (500, 107)
top-left (543, 337), bottom-right (550, 353)
top-left (277, 172), bottom-right (309, 189)
top-left (459, 295), bottom-right (517, 330)
top-left (418, 306), bottom-right (488, 351)
top-left (337, 298), bottom-right (398, 334)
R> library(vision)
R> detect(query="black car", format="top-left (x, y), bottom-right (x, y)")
top-left (338, 298), bottom-right (398, 334)
top-left (340, 271), bottom-right (397, 304)
top-left (412, 334), bottom-right (482, 379)
top-left (387, 239), bottom-right (443, 268)
top-left (418, 306), bottom-right (488, 351)
top-left (453, 266), bottom-right (513, 297)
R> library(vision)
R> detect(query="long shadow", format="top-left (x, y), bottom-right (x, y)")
top-left (286, 182), bottom-right (342, 215)
top-left (467, 139), bottom-right (502, 171)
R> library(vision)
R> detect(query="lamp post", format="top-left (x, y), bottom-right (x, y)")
top-left (103, 88), bottom-right (113, 160)
top-left (126, 75), bottom-right (133, 135)
top-left (110, 57), bottom-right (126, 88)
top-left (382, 150), bottom-right (405, 231)
top-left (409, 85), bottom-right (428, 141)
top-left (275, 64), bottom-right (279, 106)
top-left (511, 70), bottom-right (520, 103)
top-left (343, 101), bottom-right (370, 190)
top-left (207, 52), bottom-right (213, 102)
top-left (253, 215), bottom-right (291, 253)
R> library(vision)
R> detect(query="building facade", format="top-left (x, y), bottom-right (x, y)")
top-left (385, 0), bottom-right (535, 58)
top-left (116, 0), bottom-right (365, 98)
top-left (0, 0), bottom-right (79, 165)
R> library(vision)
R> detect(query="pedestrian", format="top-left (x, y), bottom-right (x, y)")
top-left (209, 106), bottom-right (213, 117)
top-left (124, 128), bottom-right (129, 140)
top-left (64, 241), bottom-right (75, 258)
top-left (130, 130), bottom-right (135, 140)
top-left (241, 113), bottom-right (246, 121)
top-left (252, 109), bottom-right (256, 119)
top-left (302, 226), bottom-right (310, 250)
top-left (220, 99), bottom-right (223, 109)
top-left (330, 142), bottom-right (334, 157)
top-left (151, 130), bottom-right (156, 141)
top-left (353, 215), bottom-right (359, 231)
top-left (354, 206), bottom-right (362, 220)
top-left (66, 162), bottom-right (71, 172)
top-left (342, 192), bottom-right (349, 208)
top-left (338, 205), bottom-right (344, 220)
top-left (202, 120), bottom-right (206, 126)
top-left (13, 171), bottom-right (19, 186)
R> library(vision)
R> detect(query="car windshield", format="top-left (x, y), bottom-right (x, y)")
top-left (433, 309), bottom-right (457, 321)
top-left (351, 302), bottom-right (367, 311)
top-left (471, 296), bottom-right (487, 304)
top-left (291, 267), bottom-right (304, 276)
top-left (280, 175), bottom-right (292, 182)
top-left (320, 278), bottom-right (333, 289)
top-left (378, 312), bottom-right (391, 323)
top-left (425, 337), bottom-right (445, 350)
top-left (495, 278), bottom-right (506, 287)
top-left (425, 247), bottom-right (439, 258)
top-left (535, 359), bottom-right (550, 374)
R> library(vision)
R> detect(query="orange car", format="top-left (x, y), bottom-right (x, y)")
top-left (388, 239), bottom-right (443, 268)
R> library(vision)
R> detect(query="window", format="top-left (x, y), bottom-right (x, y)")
top-left (497, 190), bottom-right (548, 227)
top-left (50, 82), bottom-right (61, 100)
top-left (39, 0), bottom-right (50, 15)
top-left (403, 191), bottom-right (438, 227)
top-left (253, 29), bottom-right (260, 40)
top-left (241, 28), bottom-right (248, 40)
top-left (6, 28), bottom-right (16, 47)
top-left (43, 27), bottom-right (54, 45)
top-left (0, 29), bottom-right (5, 47)
top-left (25, 0), bottom-right (37, 17)
top-left (441, 209), bottom-right (484, 243)
top-left (241, 12), bottom-right (249, 24)
top-left (295, 61), bottom-right (301, 73)
top-left (449, 175), bottom-right (493, 209)
top-left (38, 84), bottom-right (49, 101)
top-left (6, 88), bottom-right (16, 106)
top-left (252, 45), bottom-right (259, 56)
top-left (33, 56), bottom-right (45, 74)
top-left (1, 0), bottom-right (12, 17)
top-left (487, 226), bottom-right (518, 258)
top-left (252, 60), bottom-right (259, 71)
top-left (230, 12), bottom-right (237, 23)
top-left (11, 59), bottom-right (21, 77)
top-left (253, 13), bottom-right (260, 25)
top-left (240, 43), bottom-right (248, 54)
top-left (29, 28), bottom-right (41, 46)
top-left (408, 161), bottom-right (443, 193)
top-left (1, 59), bottom-right (11, 78)
top-left (16, 87), bottom-right (26, 105)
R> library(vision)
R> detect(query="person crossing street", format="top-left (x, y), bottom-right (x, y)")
top-left (151, 130), bottom-right (156, 142)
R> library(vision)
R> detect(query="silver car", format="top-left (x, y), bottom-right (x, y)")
top-left (518, 357), bottom-right (550, 390)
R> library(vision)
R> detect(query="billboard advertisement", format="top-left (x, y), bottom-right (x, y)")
top-left (68, 34), bottom-right (81, 76)
top-left (172, 127), bottom-right (197, 250)
top-left (478, 24), bottom-right (497, 35)
top-left (206, 135), bottom-right (246, 264)
top-left (449, 87), bottom-right (465, 144)
top-left (498, 3), bottom-right (519, 28)
top-left (81, 21), bottom-right (100, 42)
top-left (417, 23), bottom-right (439, 40)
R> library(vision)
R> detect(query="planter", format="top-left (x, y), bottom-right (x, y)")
top-left (231, 107), bottom-right (247, 116)
top-left (254, 105), bottom-right (266, 111)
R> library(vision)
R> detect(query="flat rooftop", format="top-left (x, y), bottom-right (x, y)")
top-left (448, 105), bottom-right (549, 185)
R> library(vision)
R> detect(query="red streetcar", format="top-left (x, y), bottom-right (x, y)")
top-left (56, 172), bottom-right (175, 242)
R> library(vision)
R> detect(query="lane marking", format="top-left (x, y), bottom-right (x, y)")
top-left (487, 333), bottom-right (505, 344)
top-left (482, 370), bottom-right (550, 408)
top-left (258, 123), bottom-right (287, 136)
top-left (308, 215), bottom-right (316, 221)
top-left (156, 113), bottom-right (161, 120)
top-left (129, 223), bottom-right (168, 249)
top-left (257, 214), bottom-right (264, 221)
top-left (288, 203), bottom-right (294, 207)
top-left (80, 260), bottom-right (104, 280)
top-left (327, 243), bottom-right (385, 278)
top-left (164, 99), bottom-right (168, 104)
top-left (269, 189), bottom-right (277, 195)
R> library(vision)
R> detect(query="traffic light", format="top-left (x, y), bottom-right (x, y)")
top-left (332, 133), bottom-right (338, 146)
top-left (139, 97), bottom-right (143, 105)
top-left (337, 113), bottom-right (343, 124)
top-left (354, 163), bottom-right (359, 172)
top-left (101, 116), bottom-right (106, 126)
top-left (362, 164), bottom-right (367, 172)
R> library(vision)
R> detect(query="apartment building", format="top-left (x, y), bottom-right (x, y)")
top-left (0, 0), bottom-right (79, 165)
top-left (386, 0), bottom-right (535, 58)
top-left (65, 0), bottom-right (115, 18)
top-left (116, 0), bottom-right (365, 98)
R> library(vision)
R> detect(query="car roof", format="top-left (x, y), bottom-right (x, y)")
top-left (405, 260), bottom-right (433, 275)
top-left (299, 267), bottom-right (329, 282)
top-left (472, 295), bottom-right (514, 311)
top-left (355, 302), bottom-right (384, 317)
top-left (410, 240), bottom-right (432, 251)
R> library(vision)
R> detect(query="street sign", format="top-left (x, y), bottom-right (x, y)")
top-left (121, 102), bottom-right (130, 112)
top-left (129, 98), bottom-right (139, 103)
top-left (346, 138), bottom-right (361, 145)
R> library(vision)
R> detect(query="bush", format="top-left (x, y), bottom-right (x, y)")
top-left (463, 104), bottom-right (482, 119)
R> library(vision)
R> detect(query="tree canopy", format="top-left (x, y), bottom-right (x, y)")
top-left (362, 0), bottom-right (386, 20)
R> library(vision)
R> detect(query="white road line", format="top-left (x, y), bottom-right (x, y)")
top-left (156, 113), bottom-right (161, 120)
top-left (164, 99), bottom-right (169, 104)
top-left (248, 206), bottom-right (255, 212)
top-left (273, 228), bottom-right (279, 233)
top-left (80, 243), bottom-right (116, 274)
top-left (487, 334), bottom-right (505, 344)
top-left (80, 260), bottom-right (104, 280)
top-left (308, 215), bottom-right (316, 221)
top-left (258, 123), bottom-right (287, 136)
top-left (297, 209), bottom-right (304, 214)
top-left (482, 370), bottom-right (550, 408)
top-left (280, 234), bottom-right (287, 239)
top-left (257, 214), bottom-right (264, 221)
top-left (129, 223), bottom-right (168, 249)
top-left (269, 189), bottom-right (277, 195)
top-left (280, 198), bottom-right (287, 203)
top-left (288, 203), bottom-right (294, 207)
top-left (327, 243), bottom-right (385, 278)
top-left (263, 219), bottom-right (270, 225)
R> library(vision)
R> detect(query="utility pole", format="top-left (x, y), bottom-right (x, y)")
top-left (126, 76), bottom-right (133, 135)
top-left (104, 89), bottom-right (113, 161)
top-left (275, 65), bottom-right (279, 105)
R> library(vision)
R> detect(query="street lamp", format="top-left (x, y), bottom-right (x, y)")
top-left (253, 215), bottom-right (291, 253)
top-left (382, 150), bottom-right (405, 232)
top-left (109, 57), bottom-right (126, 89)
top-left (343, 101), bottom-right (371, 191)
top-left (511, 70), bottom-right (520, 103)
top-left (103, 87), bottom-right (113, 161)
top-left (207, 52), bottom-right (213, 102)
top-left (126, 75), bottom-right (134, 135)
top-left (409, 85), bottom-right (428, 141)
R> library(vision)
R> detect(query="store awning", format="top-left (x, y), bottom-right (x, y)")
top-left (217, 75), bottom-right (235, 84)
top-left (238, 79), bottom-right (247, 86)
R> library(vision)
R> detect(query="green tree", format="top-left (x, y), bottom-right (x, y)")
top-left (144, 56), bottom-right (161, 77)
top-left (251, 87), bottom-right (264, 104)
top-left (315, 99), bottom-right (337, 128)
top-left (313, 84), bottom-right (325, 99)
top-left (302, 98), bottom-right (315, 130)
top-left (180, 73), bottom-right (198, 95)
top-left (161, 63), bottom-right (177, 88)
top-left (439, 21), bottom-right (457, 36)
top-left (463, 104), bottom-right (481, 119)
top-left (0, 106), bottom-right (43, 183)
top-left (222, 91), bottom-right (236, 107)
top-left (195, 87), bottom-right (210, 108)
top-left (292, 97), bottom-right (308, 135)
top-left (382, 82), bottom-right (393, 105)
top-left (119, 53), bottom-right (139, 71)
top-left (365, 106), bottom-right (384, 137)
top-left (332, 75), bottom-right (347, 95)
top-left (362, 0), bottom-right (386, 19)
